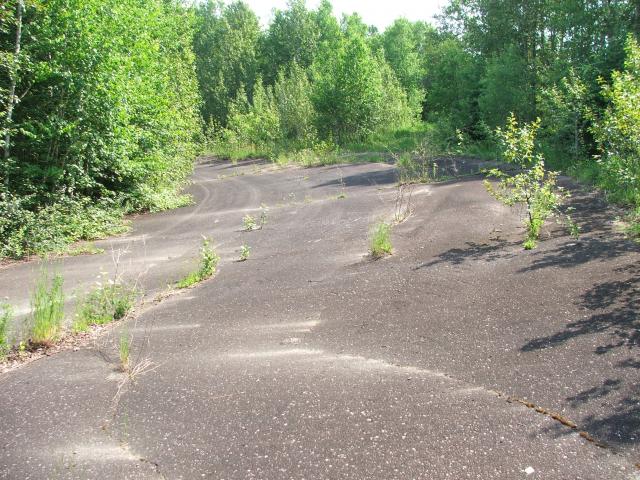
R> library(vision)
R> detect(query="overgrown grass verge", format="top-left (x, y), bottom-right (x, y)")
top-left (0, 197), bottom-right (130, 261)
top-left (0, 304), bottom-right (12, 358)
top-left (625, 211), bottom-right (640, 240)
top-left (66, 244), bottom-right (106, 257)
top-left (1, 189), bottom-right (193, 262)
top-left (176, 238), bottom-right (220, 289)
top-left (29, 270), bottom-right (65, 346)
top-left (343, 124), bottom-right (432, 153)
top-left (369, 222), bottom-right (393, 258)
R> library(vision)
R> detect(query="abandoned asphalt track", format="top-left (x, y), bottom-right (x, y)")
top-left (0, 158), bottom-right (639, 479)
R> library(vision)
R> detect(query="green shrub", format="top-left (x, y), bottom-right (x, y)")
top-left (370, 222), bottom-right (393, 258)
top-left (592, 36), bottom-right (640, 208)
top-left (74, 283), bottom-right (136, 332)
top-left (177, 238), bottom-right (220, 289)
top-left (30, 271), bottom-right (65, 346)
top-left (484, 114), bottom-right (569, 249)
top-left (0, 195), bottom-right (129, 260)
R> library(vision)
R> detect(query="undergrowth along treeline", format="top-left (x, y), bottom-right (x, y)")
top-left (196, 0), bottom-right (640, 227)
top-left (0, 0), bottom-right (202, 259)
top-left (196, 0), bottom-right (423, 159)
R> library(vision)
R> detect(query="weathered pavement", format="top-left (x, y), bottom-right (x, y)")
top-left (1, 158), bottom-right (639, 479)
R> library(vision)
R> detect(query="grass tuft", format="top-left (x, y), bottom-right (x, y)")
top-left (119, 330), bottom-right (130, 373)
top-left (74, 283), bottom-right (136, 332)
top-left (369, 222), bottom-right (393, 258)
top-left (30, 270), bottom-right (65, 346)
top-left (0, 303), bottom-right (12, 358)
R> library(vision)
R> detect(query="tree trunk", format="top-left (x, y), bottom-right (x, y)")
top-left (3, 0), bottom-right (24, 176)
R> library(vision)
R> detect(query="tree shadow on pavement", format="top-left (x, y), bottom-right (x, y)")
top-left (413, 240), bottom-right (520, 270)
top-left (517, 236), bottom-right (637, 273)
top-left (312, 168), bottom-right (398, 189)
top-left (521, 263), bottom-right (639, 354)
top-left (524, 263), bottom-right (639, 450)
top-left (540, 375), bottom-right (640, 451)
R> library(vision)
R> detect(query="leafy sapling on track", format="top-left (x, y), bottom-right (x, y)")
top-left (177, 238), bottom-right (220, 289)
top-left (484, 114), bottom-right (575, 250)
top-left (239, 244), bottom-right (251, 262)
top-left (243, 214), bottom-right (257, 231)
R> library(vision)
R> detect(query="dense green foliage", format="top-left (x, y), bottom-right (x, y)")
top-left (438, 0), bottom-right (640, 213)
top-left (197, 1), bottom-right (423, 157)
top-left (1, 0), bottom-right (201, 258)
top-left (2, 0), bottom-right (640, 258)
top-left (196, 0), bottom-right (640, 223)
top-left (592, 37), bottom-right (640, 207)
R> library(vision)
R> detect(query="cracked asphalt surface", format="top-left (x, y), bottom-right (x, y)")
top-left (1, 158), bottom-right (639, 479)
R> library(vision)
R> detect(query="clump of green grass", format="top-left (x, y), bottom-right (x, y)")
top-left (119, 330), bottom-right (130, 373)
top-left (239, 244), bottom-right (251, 262)
top-left (259, 204), bottom-right (269, 227)
top-left (177, 238), bottom-right (220, 289)
top-left (0, 303), bottom-right (13, 358)
top-left (29, 270), bottom-right (65, 346)
top-left (369, 222), bottom-right (393, 258)
top-left (74, 283), bottom-right (136, 332)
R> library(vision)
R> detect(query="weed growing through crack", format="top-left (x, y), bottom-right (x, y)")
top-left (119, 330), bottom-right (130, 373)
top-left (0, 303), bottom-right (12, 358)
top-left (259, 204), bottom-right (269, 227)
top-left (337, 168), bottom-right (347, 199)
top-left (74, 282), bottom-right (136, 332)
top-left (239, 244), bottom-right (251, 262)
top-left (29, 269), bottom-right (65, 346)
top-left (369, 222), bottom-right (393, 258)
top-left (394, 183), bottom-right (415, 223)
top-left (243, 214), bottom-right (257, 231)
top-left (177, 238), bottom-right (220, 289)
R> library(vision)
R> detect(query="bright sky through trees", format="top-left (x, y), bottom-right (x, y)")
top-left (244, 0), bottom-right (444, 29)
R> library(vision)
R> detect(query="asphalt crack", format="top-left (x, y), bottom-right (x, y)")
top-left (497, 392), bottom-right (610, 449)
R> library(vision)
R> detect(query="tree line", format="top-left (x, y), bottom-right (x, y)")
top-left (1, 0), bottom-right (639, 258)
